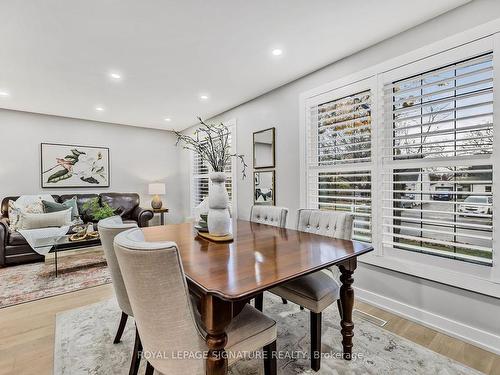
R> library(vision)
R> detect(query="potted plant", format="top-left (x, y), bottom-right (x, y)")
top-left (82, 197), bottom-right (117, 221)
top-left (174, 117), bottom-right (247, 236)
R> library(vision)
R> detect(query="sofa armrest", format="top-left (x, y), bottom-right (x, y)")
top-left (131, 207), bottom-right (154, 227)
top-left (0, 216), bottom-right (9, 244)
top-left (0, 216), bottom-right (9, 265)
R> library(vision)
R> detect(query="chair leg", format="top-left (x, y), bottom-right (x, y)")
top-left (310, 311), bottom-right (322, 372)
top-left (113, 311), bottom-right (128, 344)
top-left (263, 340), bottom-right (277, 375)
top-left (145, 361), bottom-right (154, 375)
top-left (129, 325), bottom-right (142, 375)
top-left (281, 298), bottom-right (288, 304)
top-left (255, 293), bottom-right (263, 312)
top-left (337, 299), bottom-right (343, 320)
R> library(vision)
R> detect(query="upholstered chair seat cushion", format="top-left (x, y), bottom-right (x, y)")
top-left (271, 272), bottom-right (340, 313)
top-left (250, 205), bottom-right (288, 228)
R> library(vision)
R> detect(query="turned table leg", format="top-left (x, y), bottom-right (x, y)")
top-left (202, 294), bottom-right (233, 375)
top-left (338, 258), bottom-right (356, 360)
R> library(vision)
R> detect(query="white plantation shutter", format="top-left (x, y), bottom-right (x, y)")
top-left (385, 53), bottom-right (493, 161)
top-left (306, 85), bottom-right (374, 242)
top-left (191, 133), bottom-right (233, 211)
top-left (382, 53), bottom-right (494, 265)
top-left (192, 149), bottom-right (210, 207)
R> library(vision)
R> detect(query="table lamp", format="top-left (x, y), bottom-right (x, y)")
top-left (148, 183), bottom-right (166, 209)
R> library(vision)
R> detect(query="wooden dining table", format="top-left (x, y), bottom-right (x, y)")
top-left (141, 219), bottom-right (373, 375)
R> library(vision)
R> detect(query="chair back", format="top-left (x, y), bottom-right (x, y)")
top-left (297, 209), bottom-right (353, 240)
top-left (97, 216), bottom-right (138, 316)
top-left (114, 228), bottom-right (204, 374)
top-left (250, 205), bottom-right (288, 228)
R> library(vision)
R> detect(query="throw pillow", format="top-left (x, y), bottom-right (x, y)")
top-left (8, 196), bottom-right (47, 231)
top-left (42, 197), bottom-right (79, 220)
top-left (7, 200), bottom-right (21, 231)
top-left (19, 208), bottom-right (72, 230)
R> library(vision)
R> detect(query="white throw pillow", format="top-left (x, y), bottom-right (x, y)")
top-left (7, 200), bottom-right (21, 231)
top-left (19, 208), bottom-right (72, 230)
top-left (8, 195), bottom-right (53, 230)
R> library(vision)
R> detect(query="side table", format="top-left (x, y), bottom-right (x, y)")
top-left (151, 208), bottom-right (169, 225)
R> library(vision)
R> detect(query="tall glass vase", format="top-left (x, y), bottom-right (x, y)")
top-left (208, 172), bottom-right (231, 236)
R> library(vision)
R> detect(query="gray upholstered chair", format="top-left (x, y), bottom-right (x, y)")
top-left (250, 205), bottom-right (288, 228)
top-left (270, 209), bottom-right (354, 372)
top-left (113, 227), bottom-right (278, 375)
top-left (97, 216), bottom-right (141, 375)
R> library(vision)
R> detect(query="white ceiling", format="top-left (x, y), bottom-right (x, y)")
top-left (0, 0), bottom-right (469, 131)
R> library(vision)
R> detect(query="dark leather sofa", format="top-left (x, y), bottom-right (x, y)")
top-left (0, 192), bottom-right (153, 266)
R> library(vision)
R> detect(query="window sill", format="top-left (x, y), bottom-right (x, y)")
top-left (358, 252), bottom-right (500, 299)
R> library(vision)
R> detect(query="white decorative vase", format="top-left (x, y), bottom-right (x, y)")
top-left (208, 172), bottom-right (231, 236)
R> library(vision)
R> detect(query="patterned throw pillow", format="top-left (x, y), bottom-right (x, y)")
top-left (7, 199), bottom-right (44, 231)
top-left (23, 201), bottom-right (44, 214)
top-left (7, 200), bottom-right (21, 231)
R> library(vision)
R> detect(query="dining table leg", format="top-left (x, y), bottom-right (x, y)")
top-left (202, 294), bottom-right (233, 375)
top-left (338, 258), bottom-right (357, 360)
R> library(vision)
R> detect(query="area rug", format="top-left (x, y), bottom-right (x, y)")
top-left (54, 293), bottom-right (482, 375)
top-left (0, 247), bottom-right (111, 308)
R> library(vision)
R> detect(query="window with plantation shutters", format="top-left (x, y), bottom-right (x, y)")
top-left (306, 85), bottom-right (373, 242)
top-left (191, 133), bottom-right (233, 212)
top-left (382, 53), bottom-right (494, 265)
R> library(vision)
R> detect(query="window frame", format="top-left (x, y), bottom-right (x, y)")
top-left (381, 43), bottom-right (494, 267)
top-left (299, 31), bottom-right (500, 298)
top-left (304, 78), bottom-right (378, 244)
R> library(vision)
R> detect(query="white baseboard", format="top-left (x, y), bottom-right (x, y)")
top-left (355, 286), bottom-right (500, 355)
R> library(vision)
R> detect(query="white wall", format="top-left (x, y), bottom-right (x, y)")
top-left (0, 109), bottom-right (184, 224)
top-left (180, 0), bottom-right (500, 354)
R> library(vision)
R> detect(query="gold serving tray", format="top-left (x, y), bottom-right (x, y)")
top-left (69, 231), bottom-right (99, 242)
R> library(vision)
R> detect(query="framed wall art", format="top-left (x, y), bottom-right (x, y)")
top-left (41, 143), bottom-right (110, 188)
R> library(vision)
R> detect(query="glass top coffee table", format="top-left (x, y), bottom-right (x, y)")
top-left (33, 235), bottom-right (101, 277)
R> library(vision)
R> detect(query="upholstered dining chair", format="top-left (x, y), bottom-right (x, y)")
top-left (270, 209), bottom-right (354, 372)
top-left (250, 205), bottom-right (289, 310)
top-left (97, 216), bottom-right (141, 375)
top-left (113, 227), bottom-right (278, 375)
top-left (250, 205), bottom-right (288, 228)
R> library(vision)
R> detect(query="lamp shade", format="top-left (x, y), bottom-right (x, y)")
top-left (148, 183), bottom-right (166, 195)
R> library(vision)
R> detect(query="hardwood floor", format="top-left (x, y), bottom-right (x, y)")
top-left (0, 284), bottom-right (498, 374)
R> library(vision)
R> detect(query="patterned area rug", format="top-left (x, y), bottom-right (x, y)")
top-left (0, 247), bottom-right (111, 308)
top-left (54, 293), bottom-right (481, 375)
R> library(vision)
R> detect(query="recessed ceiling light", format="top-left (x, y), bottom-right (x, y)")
top-left (109, 72), bottom-right (122, 80)
top-left (200, 95), bottom-right (209, 100)
top-left (0, 91), bottom-right (10, 97)
top-left (95, 106), bottom-right (105, 112)
top-left (164, 118), bottom-right (172, 122)
top-left (272, 48), bottom-right (283, 56)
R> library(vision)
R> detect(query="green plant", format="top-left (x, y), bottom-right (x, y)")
top-left (82, 197), bottom-right (116, 221)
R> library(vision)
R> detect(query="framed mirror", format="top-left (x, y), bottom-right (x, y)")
top-left (254, 170), bottom-right (275, 205)
top-left (253, 127), bottom-right (275, 169)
